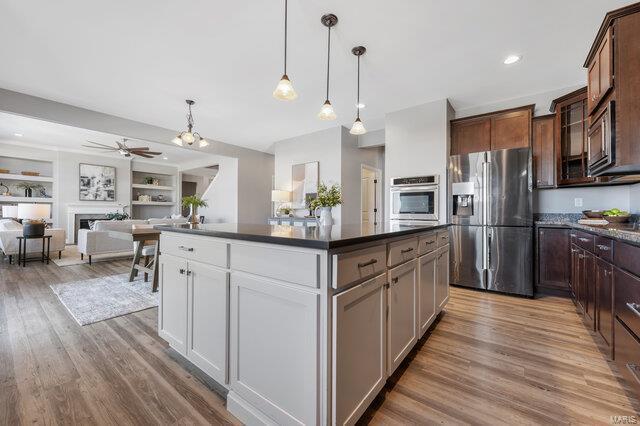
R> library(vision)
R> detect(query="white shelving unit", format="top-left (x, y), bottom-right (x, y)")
top-left (130, 168), bottom-right (178, 219)
top-left (0, 156), bottom-right (56, 222)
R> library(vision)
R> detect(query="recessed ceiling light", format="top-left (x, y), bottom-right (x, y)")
top-left (162, 156), bottom-right (168, 160)
top-left (14, 133), bottom-right (23, 137)
top-left (357, 103), bottom-right (365, 109)
top-left (503, 55), bottom-right (522, 65)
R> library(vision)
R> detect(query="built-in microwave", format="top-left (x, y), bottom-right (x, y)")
top-left (390, 175), bottom-right (439, 221)
top-left (588, 100), bottom-right (615, 176)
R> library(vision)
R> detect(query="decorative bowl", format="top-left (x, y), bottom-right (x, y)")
top-left (604, 215), bottom-right (631, 223)
top-left (582, 210), bottom-right (604, 218)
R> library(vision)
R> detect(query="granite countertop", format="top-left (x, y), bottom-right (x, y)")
top-left (154, 222), bottom-right (450, 250)
top-left (535, 217), bottom-right (640, 246)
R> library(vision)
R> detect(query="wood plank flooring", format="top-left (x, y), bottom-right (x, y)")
top-left (1, 257), bottom-right (638, 425)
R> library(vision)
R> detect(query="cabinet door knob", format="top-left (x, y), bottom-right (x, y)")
top-left (391, 277), bottom-right (399, 284)
top-left (179, 268), bottom-right (186, 275)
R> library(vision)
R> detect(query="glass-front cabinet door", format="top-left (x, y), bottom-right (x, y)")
top-left (556, 89), bottom-right (592, 185)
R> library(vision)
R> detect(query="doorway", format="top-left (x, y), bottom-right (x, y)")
top-left (361, 165), bottom-right (382, 226)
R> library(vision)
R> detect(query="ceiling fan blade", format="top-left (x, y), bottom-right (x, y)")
top-left (127, 147), bottom-right (149, 151)
top-left (86, 141), bottom-right (117, 149)
top-left (82, 145), bottom-right (117, 150)
top-left (132, 151), bottom-right (162, 155)
top-left (115, 141), bottom-right (126, 150)
top-left (134, 152), bottom-right (154, 158)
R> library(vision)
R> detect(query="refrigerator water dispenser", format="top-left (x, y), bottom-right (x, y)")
top-left (452, 182), bottom-right (475, 217)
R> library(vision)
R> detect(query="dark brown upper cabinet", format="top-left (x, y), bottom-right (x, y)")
top-left (450, 105), bottom-right (533, 156)
top-left (532, 115), bottom-right (555, 188)
top-left (550, 87), bottom-right (594, 186)
top-left (587, 27), bottom-right (613, 115)
top-left (584, 3), bottom-right (640, 175)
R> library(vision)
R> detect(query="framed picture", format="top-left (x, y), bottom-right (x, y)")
top-left (79, 163), bottom-right (116, 201)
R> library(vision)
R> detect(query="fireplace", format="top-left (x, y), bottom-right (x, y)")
top-left (74, 214), bottom-right (107, 243)
top-left (66, 204), bottom-right (126, 244)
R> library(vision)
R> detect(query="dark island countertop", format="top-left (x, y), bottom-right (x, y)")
top-left (154, 222), bottom-right (450, 250)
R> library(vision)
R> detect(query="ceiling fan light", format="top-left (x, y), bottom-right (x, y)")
top-left (172, 136), bottom-right (183, 146)
top-left (181, 132), bottom-right (195, 144)
top-left (199, 138), bottom-right (209, 148)
top-left (273, 75), bottom-right (298, 101)
top-left (350, 118), bottom-right (367, 135)
top-left (318, 100), bottom-right (337, 121)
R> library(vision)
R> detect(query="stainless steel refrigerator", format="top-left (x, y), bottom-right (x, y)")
top-left (448, 147), bottom-right (533, 297)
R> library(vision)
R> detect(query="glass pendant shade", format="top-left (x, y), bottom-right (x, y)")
top-left (198, 138), bottom-right (209, 148)
top-left (172, 136), bottom-right (183, 146)
top-left (273, 75), bottom-right (298, 101)
top-left (350, 118), bottom-right (367, 135)
top-left (181, 132), bottom-right (195, 144)
top-left (318, 100), bottom-right (336, 121)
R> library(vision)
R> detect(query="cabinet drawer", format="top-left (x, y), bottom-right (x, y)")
top-left (615, 241), bottom-right (640, 277)
top-left (230, 243), bottom-right (319, 288)
top-left (387, 237), bottom-right (418, 268)
top-left (161, 233), bottom-right (228, 268)
top-left (417, 233), bottom-right (437, 256)
top-left (437, 230), bottom-right (450, 248)
top-left (575, 231), bottom-right (594, 252)
top-left (614, 267), bottom-right (640, 339)
top-left (594, 236), bottom-right (613, 262)
top-left (614, 320), bottom-right (640, 396)
top-left (333, 244), bottom-right (387, 290)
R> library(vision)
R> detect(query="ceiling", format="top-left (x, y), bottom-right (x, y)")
top-left (0, 0), bottom-right (632, 152)
top-left (0, 112), bottom-right (215, 165)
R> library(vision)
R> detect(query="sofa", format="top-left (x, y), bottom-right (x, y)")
top-left (0, 219), bottom-right (66, 263)
top-left (77, 218), bottom-right (187, 264)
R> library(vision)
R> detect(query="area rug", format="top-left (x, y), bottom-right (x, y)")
top-left (52, 245), bottom-right (133, 267)
top-left (50, 273), bottom-right (158, 326)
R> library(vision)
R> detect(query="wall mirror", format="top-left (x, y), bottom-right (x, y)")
top-left (291, 161), bottom-right (319, 208)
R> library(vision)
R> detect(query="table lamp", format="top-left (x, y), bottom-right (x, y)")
top-left (2, 205), bottom-right (18, 219)
top-left (271, 190), bottom-right (291, 217)
top-left (17, 203), bottom-right (50, 237)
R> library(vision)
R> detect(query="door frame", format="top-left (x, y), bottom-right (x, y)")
top-left (360, 164), bottom-right (382, 226)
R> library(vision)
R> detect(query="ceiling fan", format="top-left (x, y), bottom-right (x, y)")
top-left (82, 138), bottom-right (162, 158)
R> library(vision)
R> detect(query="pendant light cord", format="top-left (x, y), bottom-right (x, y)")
top-left (326, 26), bottom-right (331, 101)
top-left (284, 0), bottom-right (288, 75)
top-left (356, 55), bottom-right (361, 119)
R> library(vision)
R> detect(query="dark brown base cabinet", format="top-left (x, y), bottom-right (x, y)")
top-left (537, 228), bottom-right (571, 293)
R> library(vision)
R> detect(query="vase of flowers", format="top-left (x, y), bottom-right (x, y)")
top-left (182, 195), bottom-right (208, 225)
top-left (310, 182), bottom-right (342, 227)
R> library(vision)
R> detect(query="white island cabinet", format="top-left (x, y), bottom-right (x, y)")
top-left (157, 223), bottom-right (450, 426)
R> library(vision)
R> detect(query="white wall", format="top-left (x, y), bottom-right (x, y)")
top-left (340, 127), bottom-right (384, 225)
top-left (627, 183), bottom-right (640, 214)
top-left (274, 127), bottom-right (343, 222)
top-left (197, 156), bottom-right (238, 223)
top-left (384, 99), bottom-right (451, 221)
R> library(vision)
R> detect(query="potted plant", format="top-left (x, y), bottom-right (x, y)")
top-left (16, 182), bottom-right (45, 198)
top-left (182, 195), bottom-right (208, 225)
top-left (310, 182), bottom-right (342, 226)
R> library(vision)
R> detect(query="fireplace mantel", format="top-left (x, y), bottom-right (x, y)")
top-left (66, 203), bottom-right (126, 244)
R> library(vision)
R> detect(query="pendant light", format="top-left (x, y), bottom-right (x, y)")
top-left (318, 14), bottom-right (338, 120)
top-left (273, 0), bottom-right (298, 101)
top-left (172, 100), bottom-right (209, 148)
top-left (350, 46), bottom-right (367, 135)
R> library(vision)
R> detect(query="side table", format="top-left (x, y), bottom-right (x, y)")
top-left (16, 235), bottom-right (52, 267)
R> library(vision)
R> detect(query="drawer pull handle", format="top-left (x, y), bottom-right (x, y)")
top-left (627, 303), bottom-right (640, 318)
top-left (441, 235), bottom-right (448, 240)
top-left (357, 259), bottom-right (378, 268)
top-left (425, 240), bottom-right (435, 245)
top-left (578, 238), bottom-right (590, 242)
top-left (178, 246), bottom-right (194, 252)
top-left (570, 233), bottom-right (577, 237)
top-left (400, 247), bottom-right (414, 254)
top-left (597, 244), bottom-right (610, 251)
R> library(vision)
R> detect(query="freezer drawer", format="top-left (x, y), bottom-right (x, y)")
top-left (449, 225), bottom-right (484, 289)
top-left (486, 226), bottom-right (533, 296)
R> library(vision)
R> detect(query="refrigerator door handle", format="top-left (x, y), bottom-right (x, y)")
top-left (487, 229), bottom-right (492, 269)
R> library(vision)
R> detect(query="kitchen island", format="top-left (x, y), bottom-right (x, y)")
top-left (154, 222), bottom-right (450, 425)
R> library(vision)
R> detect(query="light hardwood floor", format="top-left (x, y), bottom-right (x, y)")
top-left (0, 258), bottom-right (638, 425)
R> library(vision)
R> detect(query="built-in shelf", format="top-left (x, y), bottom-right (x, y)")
top-left (0, 196), bottom-right (54, 203)
top-left (131, 183), bottom-right (175, 191)
top-left (0, 173), bottom-right (54, 182)
top-left (132, 201), bottom-right (176, 206)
